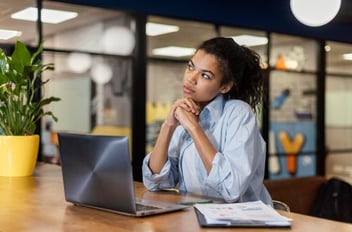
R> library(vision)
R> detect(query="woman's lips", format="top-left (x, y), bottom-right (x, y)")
top-left (183, 85), bottom-right (194, 94)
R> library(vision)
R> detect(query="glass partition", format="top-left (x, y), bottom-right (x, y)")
top-left (268, 33), bottom-right (318, 179)
top-left (270, 34), bottom-right (318, 72)
top-left (39, 2), bottom-right (135, 162)
top-left (147, 16), bottom-right (216, 59)
top-left (325, 75), bottom-right (352, 183)
top-left (0, 0), bottom-right (38, 46)
top-left (42, 1), bottom-right (130, 55)
top-left (220, 26), bottom-right (268, 67)
top-left (326, 76), bottom-right (352, 151)
top-left (325, 42), bottom-right (352, 162)
top-left (326, 41), bottom-right (352, 75)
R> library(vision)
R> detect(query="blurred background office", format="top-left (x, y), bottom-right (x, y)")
top-left (0, 0), bottom-right (351, 183)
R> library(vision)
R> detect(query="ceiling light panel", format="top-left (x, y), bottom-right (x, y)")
top-left (152, 46), bottom-right (195, 57)
top-left (232, 35), bottom-right (268, 47)
top-left (343, 53), bottom-right (352, 60)
top-left (0, 29), bottom-right (22, 40)
top-left (11, 7), bottom-right (78, 24)
top-left (146, 22), bottom-right (179, 36)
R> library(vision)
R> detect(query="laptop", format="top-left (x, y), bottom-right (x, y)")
top-left (58, 133), bottom-right (188, 217)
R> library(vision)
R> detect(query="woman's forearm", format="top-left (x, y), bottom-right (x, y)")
top-left (148, 121), bottom-right (177, 174)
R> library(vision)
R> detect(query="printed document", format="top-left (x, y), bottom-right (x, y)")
top-left (194, 200), bottom-right (291, 227)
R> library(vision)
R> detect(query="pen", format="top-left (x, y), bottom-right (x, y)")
top-left (177, 199), bottom-right (213, 205)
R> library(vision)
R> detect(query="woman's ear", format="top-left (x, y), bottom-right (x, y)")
top-left (220, 81), bottom-right (234, 94)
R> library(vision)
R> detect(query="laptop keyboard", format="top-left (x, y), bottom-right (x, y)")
top-left (136, 203), bottom-right (162, 211)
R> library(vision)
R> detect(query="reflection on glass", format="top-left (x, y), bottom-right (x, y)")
top-left (270, 33), bottom-right (318, 72)
top-left (38, 2), bottom-right (135, 164)
top-left (269, 71), bottom-right (317, 179)
top-left (147, 15), bottom-right (216, 59)
top-left (42, 1), bottom-right (134, 54)
top-left (326, 76), bottom-right (352, 151)
top-left (326, 41), bottom-right (352, 154)
top-left (326, 41), bottom-right (352, 75)
top-left (220, 26), bottom-right (268, 67)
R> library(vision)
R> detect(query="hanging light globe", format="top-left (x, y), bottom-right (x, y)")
top-left (290, 0), bottom-right (341, 27)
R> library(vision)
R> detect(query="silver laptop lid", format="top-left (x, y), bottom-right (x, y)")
top-left (58, 133), bottom-right (137, 214)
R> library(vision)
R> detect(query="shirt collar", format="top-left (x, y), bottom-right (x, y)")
top-left (199, 94), bottom-right (225, 129)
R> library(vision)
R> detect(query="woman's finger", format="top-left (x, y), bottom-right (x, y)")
top-left (179, 98), bottom-right (200, 114)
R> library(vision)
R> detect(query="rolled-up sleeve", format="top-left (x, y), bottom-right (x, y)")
top-left (142, 154), bottom-right (173, 191)
top-left (142, 128), bottom-right (182, 191)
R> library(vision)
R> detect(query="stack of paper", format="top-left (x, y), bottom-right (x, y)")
top-left (194, 200), bottom-right (291, 228)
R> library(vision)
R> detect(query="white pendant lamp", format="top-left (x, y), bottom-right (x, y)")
top-left (290, 0), bottom-right (341, 27)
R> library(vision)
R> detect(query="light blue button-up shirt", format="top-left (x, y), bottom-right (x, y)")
top-left (142, 95), bottom-right (272, 204)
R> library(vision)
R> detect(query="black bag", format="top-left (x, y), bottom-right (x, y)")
top-left (310, 177), bottom-right (352, 223)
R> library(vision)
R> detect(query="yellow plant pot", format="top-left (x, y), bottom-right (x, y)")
top-left (0, 135), bottom-right (39, 177)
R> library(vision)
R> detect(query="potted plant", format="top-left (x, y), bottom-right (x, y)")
top-left (0, 41), bottom-right (60, 176)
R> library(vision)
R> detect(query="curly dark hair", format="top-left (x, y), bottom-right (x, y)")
top-left (197, 37), bottom-right (264, 113)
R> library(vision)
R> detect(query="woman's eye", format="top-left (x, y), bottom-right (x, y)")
top-left (201, 73), bottom-right (210, 79)
top-left (187, 63), bottom-right (194, 71)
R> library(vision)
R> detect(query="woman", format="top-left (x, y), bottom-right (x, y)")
top-left (142, 37), bottom-right (272, 204)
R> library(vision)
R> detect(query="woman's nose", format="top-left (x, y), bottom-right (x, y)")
top-left (187, 73), bottom-right (197, 85)
top-left (188, 78), bottom-right (195, 85)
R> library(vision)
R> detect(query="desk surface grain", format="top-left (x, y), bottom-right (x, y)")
top-left (0, 163), bottom-right (351, 232)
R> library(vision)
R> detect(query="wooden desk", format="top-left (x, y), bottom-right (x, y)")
top-left (0, 163), bottom-right (351, 232)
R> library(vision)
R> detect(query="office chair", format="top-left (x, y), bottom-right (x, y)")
top-left (272, 200), bottom-right (291, 212)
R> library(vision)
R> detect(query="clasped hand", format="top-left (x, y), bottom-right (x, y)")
top-left (165, 98), bottom-right (200, 131)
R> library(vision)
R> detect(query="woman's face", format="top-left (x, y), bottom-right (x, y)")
top-left (183, 50), bottom-right (232, 109)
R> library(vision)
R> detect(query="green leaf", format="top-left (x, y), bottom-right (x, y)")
top-left (0, 49), bottom-right (9, 84)
top-left (11, 41), bottom-right (31, 73)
